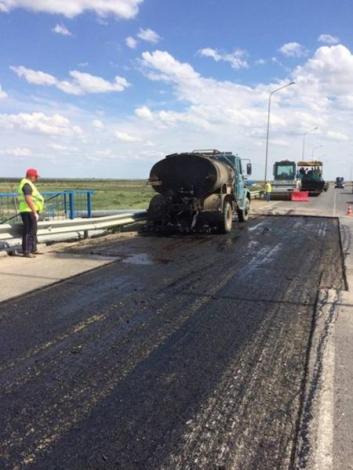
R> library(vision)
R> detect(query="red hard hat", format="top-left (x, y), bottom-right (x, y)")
top-left (26, 168), bottom-right (39, 178)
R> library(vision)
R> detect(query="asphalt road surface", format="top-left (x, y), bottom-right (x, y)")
top-left (0, 203), bottom-right (346, 468)
top-left (257, 183), bottom-right (353, 217)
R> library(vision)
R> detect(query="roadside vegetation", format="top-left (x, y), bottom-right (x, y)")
top-left (0, 179), bottom-right (155, 210)
top-left (0, 178), bottom-right (263, 218)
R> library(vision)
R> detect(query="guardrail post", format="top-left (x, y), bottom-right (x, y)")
top-left (68, 192), bottom-right (75, 220)
top-left (63, 192), bottom-right (67, 218)
top-left (87, 191), bottom-right (92, 218)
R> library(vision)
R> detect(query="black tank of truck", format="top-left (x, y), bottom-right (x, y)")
top-left (147, 150), bottom-right (251, 233)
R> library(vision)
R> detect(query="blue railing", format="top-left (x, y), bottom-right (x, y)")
top-left (0, 190), bottom-right (95, 223)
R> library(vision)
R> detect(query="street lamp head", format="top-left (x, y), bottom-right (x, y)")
top-left (271, 81), bottom-right (296, 95)
top-left (304, 126), bottom-right (319, 136)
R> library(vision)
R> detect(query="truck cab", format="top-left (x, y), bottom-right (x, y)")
top-left (271, 160), bottom-right (299, 199)
top-left (297, 160), bottom-right (326, 196)
top-left (213, 152), bottom-right (251, 211)
top-left (335, 177), bottom-right (344, 189)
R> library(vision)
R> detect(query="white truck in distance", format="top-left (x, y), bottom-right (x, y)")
top-left (271, 160), bottom-right (300, 199)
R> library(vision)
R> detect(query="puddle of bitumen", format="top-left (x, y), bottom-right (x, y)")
top-left (122, 253), bottom-right (154, 265)
top-left (122, 253), bottom-right (172, 266)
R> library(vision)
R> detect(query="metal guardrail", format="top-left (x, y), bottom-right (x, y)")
top-left (0, 211), bottom-right (146, 243)
top-left (0, 190), bottom-right (95, 223)
top-left (0, 188), bottom-right (261, 245)
top-left (250, 189), bottom-right (263, 199)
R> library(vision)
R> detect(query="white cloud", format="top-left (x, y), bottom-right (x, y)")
top-left (135, 106), bottom-right (154, 120)
top-left (326, 130), bottom-right (349, 141)
top-left (115, 130), bottom-right (141, 142)
top-left (198, 47), bottom-right (249, 70)
top-left (0, 112), bottom-right (82, 136)
top-left (53, 24), bottom-right (72, 36)
top-left (279, 42), bottom-right (308, 58)
top-left (1, 147), bottom-right (32, 157)
top-left (271, 57), bottom-right (285, 67)
top-left (94, 148), bottom-right (113, 157)
top-left (137, 28), bottom-right (161, 44)
top-left (65, 71), bottom-right (130, 94)
top-left (318, 34), bottom-right (340, 45)
top-left (142, 50), bottom-right (200, 84)
top-left (11, 65), bottom-right (57, 86)
top-left (11, 65), bottom-right (130, 95)
top-left (0, 0), bottom-right (143, 19)
top-left (293, 45), bottom-right (353, 96)
top-left (141, 51), bottom-right (261, 121)
top-left (92, 119), bottom-right (104, 129)
top-left (134, 104), bottom-right (210, 129)
top-left (126, 36), bottom-right (138, 49)
top-left (49, 143), bottom-right (80, 153)
top-left (4, 45), bottom-right (353, 179)
top-left (138, 48), bottom-right (353, 178)
top-left (255, 59), bottom-right (266, 66)
top-left (0, 84), bottom-right (7, 99)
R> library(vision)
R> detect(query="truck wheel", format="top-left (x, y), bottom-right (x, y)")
top-left (219, 201), bottom-right (233, 233)
top-left (238, 198), bottom-right (250, 222)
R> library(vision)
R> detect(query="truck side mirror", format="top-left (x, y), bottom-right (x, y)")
top-left (246, 163), bottom-right (252, 175)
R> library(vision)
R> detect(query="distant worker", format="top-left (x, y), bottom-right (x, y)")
top-left (17, 168), bottom-right (44, 258)
top-left (265, 181), bottom-right (272, 202)
top-left (299, 167), bottom-right (306, 177)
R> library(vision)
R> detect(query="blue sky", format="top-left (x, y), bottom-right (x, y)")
top-left (1, 0), bottom-right (353, 179)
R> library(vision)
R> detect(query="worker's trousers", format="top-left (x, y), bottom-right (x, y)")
top-left (20, 212), bottom-right (38, 254)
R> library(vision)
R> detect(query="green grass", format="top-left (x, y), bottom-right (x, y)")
top-left (0, 179), bottom-right (155, 210)
top-left (0, 178), bottom-right (264, 215)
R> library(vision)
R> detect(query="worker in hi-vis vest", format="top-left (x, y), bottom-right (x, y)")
top-left (265, 181), bottom-right (272, 202)
top-left (17, 168), bottom-right (44, 258)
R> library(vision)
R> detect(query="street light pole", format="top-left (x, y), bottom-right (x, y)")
top-left (302, 126), bottom-right (318, 160)
top-left (264, 81), bottom-right (295, 182)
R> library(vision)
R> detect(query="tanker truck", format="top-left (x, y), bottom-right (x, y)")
top-left (147, 149), bottom-right (252, 233)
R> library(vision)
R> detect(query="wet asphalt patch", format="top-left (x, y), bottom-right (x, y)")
top-left (0, 216), bottom-right (345, 469)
